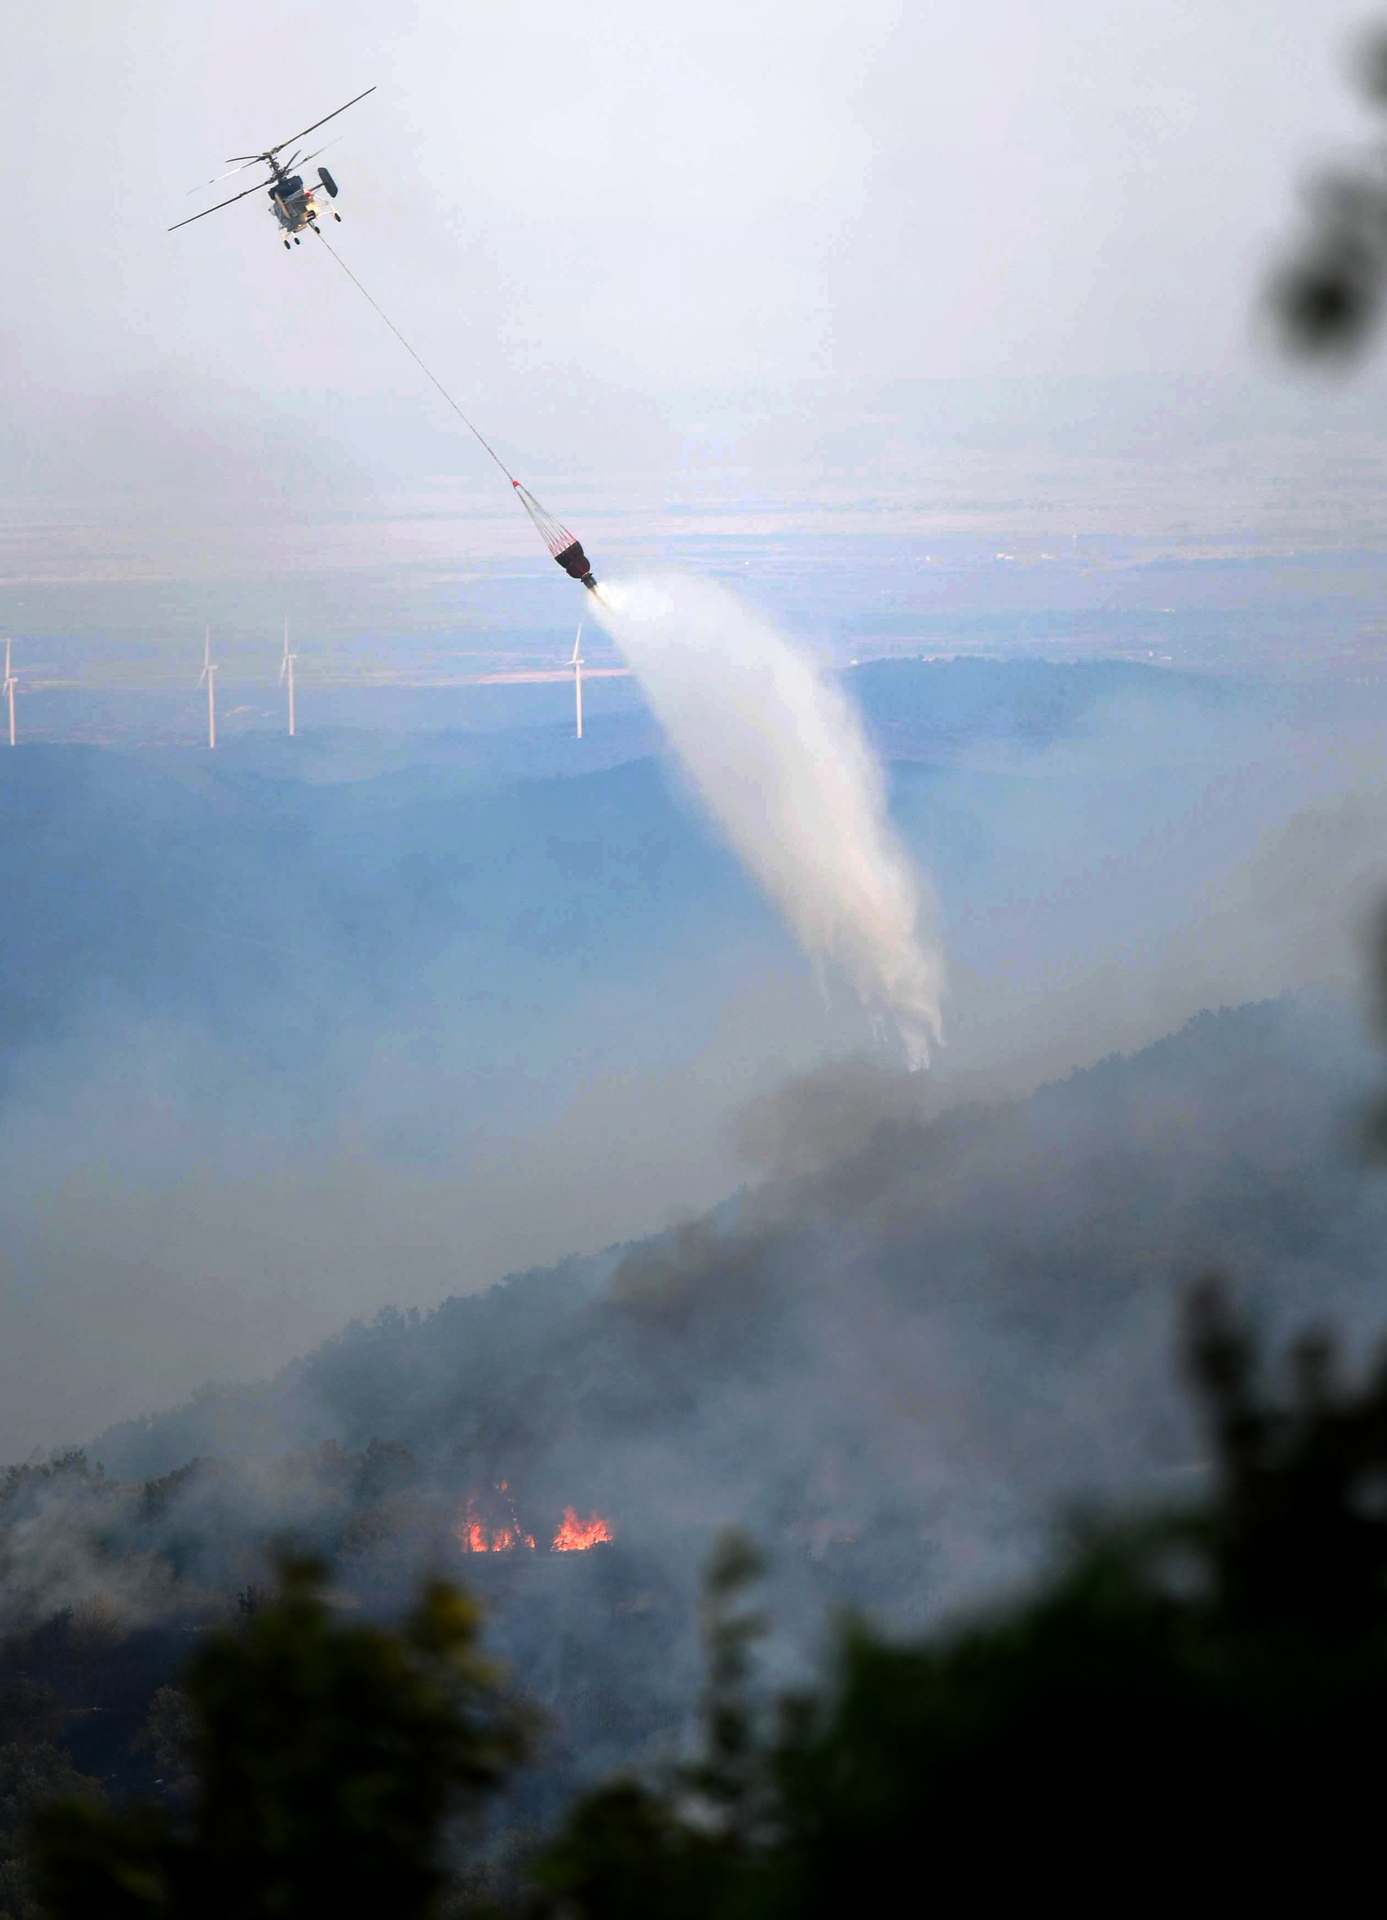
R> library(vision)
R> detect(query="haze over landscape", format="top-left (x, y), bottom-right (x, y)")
top-left (5, 0), bottom-right (1387, 1894)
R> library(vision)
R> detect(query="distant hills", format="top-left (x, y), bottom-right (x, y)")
top-left (55, 984), bottom-right (1387, 1603)
top-left (1, 649), bottom-right (1364, 1454)
top-left (3, 979), bottom-right (1384, 1810)
top-left (0, 655), bottom-right (1253, 1096)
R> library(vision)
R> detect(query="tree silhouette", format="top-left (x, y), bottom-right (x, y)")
top-left (538, 1278), bottom-right (1387, 1914)
top-left (31, 1557), bottom-right (526, 1920)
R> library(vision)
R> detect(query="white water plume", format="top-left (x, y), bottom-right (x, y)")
top-left (593, 574), bottom-right (945, 1066)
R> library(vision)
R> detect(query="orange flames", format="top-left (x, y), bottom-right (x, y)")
top-left (455, 1491), bottom-right (615, 1554)
top-left (551, 1506), bottom-right (615, 1552)
top-left (457, 1487), bottom-right (536, 1554)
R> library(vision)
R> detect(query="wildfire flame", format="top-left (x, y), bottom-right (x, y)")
top-left (457, 1496), bottom-right (535, 1553)
top-left (456, 1491), bottom-right (614, 1554)
top-left (551, 1507), bottom-right (615, 1552)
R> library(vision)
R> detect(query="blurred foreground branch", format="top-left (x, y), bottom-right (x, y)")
top-left (539, 1279), bottom-right (1387, 1914)
top-left (30, 1556), bottom-right (528, 1920)
top-left (21, 1286), bottom-right (1387, 1915)
top-left (1273, 24), bottom-right (1387, 357)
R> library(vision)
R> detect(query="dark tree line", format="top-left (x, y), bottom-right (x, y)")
top-left (27, 1567), bottom-right (525, 1920)
top-left (9, 1277), bottom-right (1387, 1917)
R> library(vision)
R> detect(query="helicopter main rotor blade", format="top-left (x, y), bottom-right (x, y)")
top-left (267, 85), bottom-right (375, 158)
top-left (297, 138), bottom-right (341, 168)
top-left (168, 174), bottom-right (274, 232)
top-left (186, 158), bottom-right (261, 195)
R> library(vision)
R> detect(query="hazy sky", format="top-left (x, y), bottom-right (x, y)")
top-left (5, 0), bottom-right (1387, 1453)
top-left (0, 0), bottom-right (1374, 438)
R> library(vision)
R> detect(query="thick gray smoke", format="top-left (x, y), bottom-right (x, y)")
top-left (595, 575), bottom-right (945, 1065)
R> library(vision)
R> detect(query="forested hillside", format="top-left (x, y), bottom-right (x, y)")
top-left (3, 986), bottom-right (1383, 1830)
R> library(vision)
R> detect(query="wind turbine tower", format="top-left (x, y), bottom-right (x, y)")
top-left (279, 618), bottom-right (296, 737)
top-left (2, 641), bottom-right (14, 747)
top-left (197, 627), bottom-right (218, 749)
top-left (571, 622), bottom-right (584, 740)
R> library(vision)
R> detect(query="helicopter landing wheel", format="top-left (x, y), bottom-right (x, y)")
top-left (284, 239), bottom-right (291, 250)
top-left (293, 235), bottom-right (301, 245)
top-left (333, 212), bottom-right (341, 222)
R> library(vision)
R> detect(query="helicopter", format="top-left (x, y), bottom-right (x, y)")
top-left (169, 87), bottom-right (375, 248)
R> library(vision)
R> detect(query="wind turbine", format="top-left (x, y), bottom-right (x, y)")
top-left (279, 617), bottom-right (296, 736)
top-left (2, 640), bottom-right (14, 747)
top-left (570, 622), bottom-right (584, 740)
top-left (197, 627), bottom-right (218, 749)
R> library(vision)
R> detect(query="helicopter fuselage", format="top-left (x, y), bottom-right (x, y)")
top-left (269, 175), bottom-right (318, 233)
top-left (168, 88), bottom-right (369, 241)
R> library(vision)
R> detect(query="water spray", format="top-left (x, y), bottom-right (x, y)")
top-left (594, 575), bottom-right (945, 1067)
top-left (311, 237), bottom-right (943, 1060)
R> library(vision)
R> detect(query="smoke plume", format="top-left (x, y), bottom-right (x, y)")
top-left (594, 575), bottom-right (945, 1064)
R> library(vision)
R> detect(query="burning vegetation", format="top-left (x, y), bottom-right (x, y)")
top-left (456, 1487), bottom-right (613, 1554)
top-left (459, 1502), bottom-right (535, 1553)
top-left (550, 1506), bottom-right (615, 1552)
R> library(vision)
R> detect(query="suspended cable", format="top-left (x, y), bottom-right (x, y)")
top-left (312, 229), bottom-right (599, 591)
top-left (313, 229), bottom-right (513, 481)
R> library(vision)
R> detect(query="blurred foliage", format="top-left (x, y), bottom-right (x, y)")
top-left (129, 1691), bottom-right (194, 1802)
top-left (1274, 23), bottom-right (1387, 357)
top-left (30, 1557), bottom-right (527, 1920)
top-left (18, 1286), bottom-right (1387, 1914)
top-left (0, 1743), bottom-right (102, 1920)
top-left (537, 1277), bottom-right (1387, 1913)
top-left (533, 1534), bottom-right (764, 1920)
